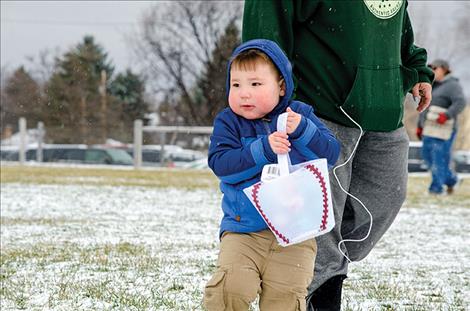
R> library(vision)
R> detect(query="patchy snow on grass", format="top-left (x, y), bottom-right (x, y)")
top-left (1, 182), bottom-right (469, 310)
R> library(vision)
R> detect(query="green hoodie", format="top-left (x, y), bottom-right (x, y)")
top-left (243, 0), bottom-right (434, 131)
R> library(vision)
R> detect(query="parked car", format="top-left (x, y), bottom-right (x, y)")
top-left (453, 150), bottom-right (470, 173)
top-left (0, 147), bottom-right (19, 161)
top-left (126, 149), bottom-right (162, 167)
top-left (124, 145), bottom-right (205, 167)
top-left (178, 158), bottom-right (209, 169)
top-left (0, 145), bottom-right (133, 166)
top-left (407, 141), bottom-right (470, 174)
top-left (408, 141), bottom-right (428, 172)
top-left (166, 149), bottom-right (205, 166)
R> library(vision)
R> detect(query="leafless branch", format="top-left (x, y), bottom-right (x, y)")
top-left (131, 1), bottom-right (242, 125)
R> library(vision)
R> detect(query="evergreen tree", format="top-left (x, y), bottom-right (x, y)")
top-left (110, 69), bottom-right (148, 123)
top-left (1, 66), bottom-right (43, 134)
top-left (109, 69), bottom-right (149, 141)
top-left (44, 36), bottom-right (114, 143)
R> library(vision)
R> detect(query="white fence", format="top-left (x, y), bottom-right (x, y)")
top-left (8, 117), bottom-right (46, 165)
top-left (133, 120), bottom-right (212, 168)
top-left (5, 118), bottom-right (213, 169)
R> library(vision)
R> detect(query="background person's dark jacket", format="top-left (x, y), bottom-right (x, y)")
top-left (418, 75), bottom-right (467, 131)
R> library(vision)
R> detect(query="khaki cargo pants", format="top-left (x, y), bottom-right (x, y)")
top-left (204, 230), bottom-right (316, 311)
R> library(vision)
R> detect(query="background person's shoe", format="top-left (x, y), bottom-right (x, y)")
top-left (307, 275), bottom-right (347, 311)
top-left (447, 177), bottom-right (462, 195)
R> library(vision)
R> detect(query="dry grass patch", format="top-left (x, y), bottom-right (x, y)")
top-left (0, 165), bottom-right (218, 189)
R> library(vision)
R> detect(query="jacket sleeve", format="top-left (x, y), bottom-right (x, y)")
top-left (290, 106), bottom-right (340, 167)
top-left (446, 81), bottom-right (467, 119)
top-left (401, 1), bottom-right (434, 86)
top-left (208, 113), bottom-right (275, 184)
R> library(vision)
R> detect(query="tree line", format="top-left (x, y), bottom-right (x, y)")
top-left (1, 36), bottom-right (149, 144)
top-left (6, 1), bottom-right (464, 147)
top-left (1, 1), bottom-right (242, 144)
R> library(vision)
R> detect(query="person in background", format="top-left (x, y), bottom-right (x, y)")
top-left (242, 1), bottom-right (433, 310)
top-left (204, 39), bottom-right (340, 311)
top-left (417, 59), bottom-right (466, 194)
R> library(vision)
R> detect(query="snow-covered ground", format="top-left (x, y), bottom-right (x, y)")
top-left (1, 183), bottom-right (469, 310)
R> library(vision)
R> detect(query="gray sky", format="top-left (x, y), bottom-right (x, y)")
top-left (1, 1), bottom-right (153, 72)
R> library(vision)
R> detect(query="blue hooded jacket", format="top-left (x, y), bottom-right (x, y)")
top-left (208, 39), bottom-right (340, 237)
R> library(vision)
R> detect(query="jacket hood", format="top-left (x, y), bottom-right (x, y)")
top-left (226, 39), bottom-right (294, 118)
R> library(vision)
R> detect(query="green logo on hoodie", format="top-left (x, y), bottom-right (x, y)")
top-left (363, 0), bottom-right (403, 19)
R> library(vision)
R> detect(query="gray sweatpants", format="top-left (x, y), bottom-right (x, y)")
top-left (308, 119), bottom-right (409, 292)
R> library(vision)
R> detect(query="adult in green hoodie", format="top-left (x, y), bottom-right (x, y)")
top-left (243, 1), bottom-right (434, 310)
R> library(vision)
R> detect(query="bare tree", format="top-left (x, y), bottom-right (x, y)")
top-left (25, 47), bottom-right (61, 86)
top-left (410, 2), bottom-right (470, 70)
top-left (133, 1), bottom-right (242, 125)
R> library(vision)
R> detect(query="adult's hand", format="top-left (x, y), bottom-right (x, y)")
top-left (412, 82), bottom-right (432, 113)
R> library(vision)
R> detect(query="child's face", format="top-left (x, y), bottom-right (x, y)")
top-left (228, 63), bottom-right (285, 120)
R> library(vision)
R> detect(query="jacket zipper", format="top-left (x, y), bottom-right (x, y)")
top-left (262, 118), bottom-right (271, 134)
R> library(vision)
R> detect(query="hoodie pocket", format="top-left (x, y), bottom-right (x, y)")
top-left (339, 65), bottom-right (409, 131)
top-left (400, 64), bottom-right (418, 94)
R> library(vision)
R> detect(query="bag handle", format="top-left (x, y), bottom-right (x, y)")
top-left (276, 112), bottom-right (291, 176)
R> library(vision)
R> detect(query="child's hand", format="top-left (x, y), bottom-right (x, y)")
top-left (286, 107), bottom-right (302, 134)
top-left (268, 132), bottom-right (291, 154)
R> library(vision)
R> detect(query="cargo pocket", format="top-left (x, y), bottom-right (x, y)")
top-left (296, 296), bottom-right (307, 311)
top-left (340, 65), bottom-right (406, 131)
top-left (203, 271), bottom-right (226, 311)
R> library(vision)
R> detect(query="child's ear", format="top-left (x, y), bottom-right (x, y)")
top-left (279, 79), bottom-right (286, 96)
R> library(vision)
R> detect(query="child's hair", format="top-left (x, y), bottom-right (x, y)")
top-left (231, 49), bottom-right (282, 81)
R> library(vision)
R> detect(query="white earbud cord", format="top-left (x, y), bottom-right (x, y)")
top-left (333, 106), bottom-right (373, 263)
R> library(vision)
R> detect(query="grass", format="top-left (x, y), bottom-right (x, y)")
top-left (2, 164), bottom-right (469, 195)
top-left (1, 164), bottom-right (469, 310)
top-left (0, 164), bottom-right (218, 189)
top-left (406, 174), bottom-right (469, 196)
top-left (1, 240), bottom-right (205, 310)
top-left (404, 173), bottom-right (470, 207)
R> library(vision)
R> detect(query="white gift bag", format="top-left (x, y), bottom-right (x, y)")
top-left (243, 113), bottom-right (335, 246)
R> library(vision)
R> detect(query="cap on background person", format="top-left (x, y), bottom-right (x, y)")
top-left (428, 59), bottom-right (451, 74)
